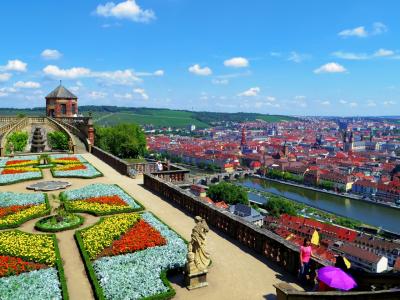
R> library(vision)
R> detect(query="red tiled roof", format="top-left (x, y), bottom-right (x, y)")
top-left (337, 244), bottom-right (382, 264)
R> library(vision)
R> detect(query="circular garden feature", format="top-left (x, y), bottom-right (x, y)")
top-left (35, 213), bottom-right (84, 232)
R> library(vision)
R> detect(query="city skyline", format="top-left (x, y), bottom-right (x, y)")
top-left (0, 0), bottom-right (399, 116)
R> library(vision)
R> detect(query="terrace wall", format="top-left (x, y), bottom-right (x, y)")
top-left (143, 173), bottom-right (400, 298)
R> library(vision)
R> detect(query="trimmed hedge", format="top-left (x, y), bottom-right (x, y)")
top-left (52, 234), bottom-right (69, 300)
top-left (75, 225), bottom-right (107, 300)
top-left (75, 212), bottom-right (185, 300)
top-left (0, 194), bottom-right (51, 230)
top-left (34, 214), bottom-right (85, 233)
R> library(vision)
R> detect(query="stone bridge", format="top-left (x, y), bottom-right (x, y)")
top-left (197, 169), bottom-right (255, 185)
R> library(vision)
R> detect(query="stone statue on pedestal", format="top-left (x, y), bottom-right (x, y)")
top-left (68, 139), bottom-right (73, 154)
top-left (9, 142), bottom-right (14, 157)
top-left (185, 216), bottom-right (210, 290)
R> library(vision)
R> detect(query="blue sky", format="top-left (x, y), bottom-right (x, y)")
top-left (0, 0), bottom-right (399, 116)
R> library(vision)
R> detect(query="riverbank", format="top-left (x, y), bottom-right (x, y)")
top-left (253, 175), bottom-right (400, 211)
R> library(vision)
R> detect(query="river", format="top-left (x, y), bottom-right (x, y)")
top-left (238, 177), bottom-right (400, 233)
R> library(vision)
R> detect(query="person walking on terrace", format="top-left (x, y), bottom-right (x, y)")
top-left (299, 237), bottom-right (313, 283)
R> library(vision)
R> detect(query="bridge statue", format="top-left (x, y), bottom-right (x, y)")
top-left (185, 216), bottom-right (210, 290)
top-left (8, 142), bottom-right (14, 157)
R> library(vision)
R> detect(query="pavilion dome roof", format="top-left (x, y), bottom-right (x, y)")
top-left (45, 84), bottom-right (77, 99)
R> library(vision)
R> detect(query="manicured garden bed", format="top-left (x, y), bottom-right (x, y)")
top-left (35, 214), bottom-right (84, 232)
top-left (51, 163), bottom-right (103, 179)
top-left (0, 166), bottom-right (43, 185)
top-left (61, 184), bottom-right (144, 215)
top-left (0, 192), bottom-right (50, 229)
top-left (0, 155), bottom-right (39, 167)
top-left (0, 231), bottom-right (68, 299)
top-left (75, 212), bottom-right (187, 300)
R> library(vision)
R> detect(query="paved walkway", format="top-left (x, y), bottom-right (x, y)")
top-left (2, 153), bottom-right (302, 300)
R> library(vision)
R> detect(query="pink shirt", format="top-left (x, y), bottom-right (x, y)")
top-left (300, 246), bottom-right (312, 263)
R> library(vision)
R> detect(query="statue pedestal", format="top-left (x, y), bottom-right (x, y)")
top-left (185, 269), bottom-right (208, 290)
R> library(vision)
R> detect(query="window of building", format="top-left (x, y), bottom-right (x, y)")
top-left (61, 104), bottom-right (67, 114)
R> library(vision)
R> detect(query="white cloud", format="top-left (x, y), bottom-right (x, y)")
top-left (287, 52), bottom-right (310, 63)
top-left (0, 73), bottom-right (11, 82)
top-left (43, 65), bottom-right (91, 79)
top-left (373, 48), bottom-right (394, 57)
top-left (1, 59), bottom-right (27, 72)
top-left (320, 101), bottom-right (330, 105)
top-left (333, 49), bottom-right (395, 60)
top-left (14, 81), bottom-right (41, 89)
top-left (224, 57), bottom-right (249, 68)
top-left (0, 87), bottom-right (17, 97)
top-left (238, 87), bottom-right (260, 97)
top-left (349, 102), bottom-right (358, 107)
top-left (314, 62), bottom-right (346, 74)
top-left (136, 69), bottom-right (164, 77)
top-left (266, 96), bottom-right (276, 102)
top-left (134, 88), bottom-right (149, 100)
top-left (43, 65), bottom-right (141, 84)
top-left (366, 100), bottom-right (376, 107)
top-left (332, 51), bottom-right (369, 60)
top-left (212, 78), bottom-right (229, 85)
top-left (270, 52), bottom-right (282, 57)
top-left (294, 95), bottom-right (306, 100)
top-left (88, 91), bottom-right (107, 99)
top-left (94, 69), bottom-right (141, 84)
top-left (339, 99), bottom-right (347, 104)
top-left (188, 64), bottom-right (212, 76)
top-left (339, 26), bottom-right (367, 38)
top-left (95, 0), bottom-right (155, 23)
top-left (41, 49), bottom-right (62, 60)
top-left (114, 93), bottom-right (133, 99)
top-left (372, 22), bottom-right (388, 35)
top-left (383, 100), bottom-right (396, 106)
top-left (339, 22), bottom-right (387, 38)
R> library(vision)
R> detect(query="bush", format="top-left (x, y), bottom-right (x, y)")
top-left (207, 182), bottom-right (248, 205)
top-left (6, 131), bottom-right (28, 152)
top-left (95, 123), bottom-right (147, 159)
top-left (48, 131), bottom-right (69, 150)
top-left (263, 197), bottom-right (297, 217)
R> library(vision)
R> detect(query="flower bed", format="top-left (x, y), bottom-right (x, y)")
top-left (35, 214), bottom-right (85, 232)
top-left (0, 231), bottom-right (67, 299)
top-left (76, 212), bottom-right (187, 300)
top-left (0, 192), bottom-right (50, 229)
top-left (0, 167), bottom-right (42, 185)
top-left (49, 154), bottom-right (88, 164)
top-left (61, 184), bottom-right (143, 215)
top-left (51, 163), bottom-right (102, 179)
top-left (0, 155), bottom-right (38, 167)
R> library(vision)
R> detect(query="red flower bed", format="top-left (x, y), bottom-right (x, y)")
top-left (1, 169), bottom-right (26, 175)
top-left (83, 195), bottom-right (128, 206)
top-left (64, 164), bottom-right (87, 171)
top-left (100, 219), bottom-right (166, 257)
top-left (0, 255), bottom-right (47, 277)
top-left (5, 160), bottom-right (30, 166)
top-left (0, 205), bottom-right (32, 218)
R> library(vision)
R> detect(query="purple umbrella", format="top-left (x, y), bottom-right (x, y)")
top-left (317, 266), bottom-right (357, 291)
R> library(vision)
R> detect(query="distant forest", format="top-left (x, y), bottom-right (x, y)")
top-left (0, 106), bottom-right (297, 128)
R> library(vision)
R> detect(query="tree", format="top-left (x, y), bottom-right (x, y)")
top-left (95, 123), bottom-right (147, 158)
top-left (207, 182), bottom-right (249, 205)
top-left (48, 131), bottom-right (69, 150)
top-left (6, 131), bottom-right (28, 152)
top-left (263, 197), bottom-right (297, 217)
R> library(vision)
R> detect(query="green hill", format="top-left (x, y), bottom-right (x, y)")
top-left (0, 106), bottom-right (297, 128)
